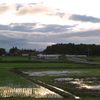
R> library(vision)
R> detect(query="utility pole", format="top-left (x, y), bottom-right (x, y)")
top-left (88, 47), bottom-right (89, 63)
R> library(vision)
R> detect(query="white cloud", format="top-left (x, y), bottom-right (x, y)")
top-left (0, 0), bottom-right (45, 3)
top-left (28, 42), bottom-right (56, 45)
top-left (14, 3), bottom-right (57, 16)
top-left (0, 4), bottom-right (16, 14)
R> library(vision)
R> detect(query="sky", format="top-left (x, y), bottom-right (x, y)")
top-left (0, 0), bottom-right (100, 51)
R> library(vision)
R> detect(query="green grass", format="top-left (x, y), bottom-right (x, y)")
top-left (0, 63), bottom-right (89, 67)
top-left (0, 69), bottom-right (34, 88)
top-left (0, 56), bottom-right (29, 61)
top-left (83, 57), bottom-right (100, 63)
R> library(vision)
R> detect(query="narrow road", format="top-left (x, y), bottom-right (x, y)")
top-left (67, 58), bottom-right (100, 65)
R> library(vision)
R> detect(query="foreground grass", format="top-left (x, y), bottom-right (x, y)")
top-left (0, 69), bottom-right (34, 87)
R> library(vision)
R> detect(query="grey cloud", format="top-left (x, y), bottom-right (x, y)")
top-left (16, 4), bottom-right (24, 10)
top-left (0, 23), bottom-right (36, 32)
top-left (69, 14), bottom-right (100, 23)
top-left (0, 25), bottom-right (10, 30)
top-left (0, 34), bottom-right (27, 46)
top-left (47, 12), bottom-right (66, 18)
top-left (34, 24), bottom-right (76, 33)
top-left (56, 29), bottom-right (100, 38)
top-left (0, 23), bottom-right (76, 33)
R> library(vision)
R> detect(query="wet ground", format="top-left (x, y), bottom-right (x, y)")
top-left (0, 86), bottom-right (62, 98)
top-left (22, 70), bottom-right (80, 76)
top-left (21, 70), bottom-right (100, 97)
top-left (54, 77), bottom-right (100, 90)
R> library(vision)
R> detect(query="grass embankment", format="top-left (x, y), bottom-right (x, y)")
top-left (0, 63), bottom-right (91, 68)
top-left (18, 68), bottom-right (100, 98)
top-left (84, 56), bottom-right (100, 63)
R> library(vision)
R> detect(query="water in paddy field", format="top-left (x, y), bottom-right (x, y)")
top-left (54, 77), bottom-right (100, 90)
top-left (22, 71), bottom-right (71, 76)
top-left (23, 70), bottom-right (100, 90)
top-left (0, 84), bottom-right (62, 98)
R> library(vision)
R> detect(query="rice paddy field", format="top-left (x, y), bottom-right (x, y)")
top-left (0, 56), bottom-right (100, 100)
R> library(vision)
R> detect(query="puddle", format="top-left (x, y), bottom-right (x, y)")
top-left (54, 77), bottom-right (100, 90)
top-left (23, 71), bottom-right (73, 76)
top-left (0, 86), bottom-right (62, 98)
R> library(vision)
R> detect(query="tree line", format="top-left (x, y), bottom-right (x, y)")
top-left (1, 43), bottom-right (100, 56)
top-left (0, 47), bottom-right (38, 56)
top-left (43, 43), bottom-right (100, 56)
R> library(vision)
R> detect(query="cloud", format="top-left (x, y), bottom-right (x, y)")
top-left (0, 34), bottom-right (27, 47)
top-left (28, 42), bottom-right (56, 45)
top-left (0, 23), bottom-right (76, 33)
top-left (34, 24), bottom-right (76, 33)
top-left (14, 3), bottom-right (57, 16)
top-left (0, 4), bottom-right (15, 14)
top-left (47, 12), bottom-right (71, 19)
top-left (0, 23), bottom-right (36, 32)
top-left (69, 14), bottom-right (100, 23)
top-left (55, 29), bottom-right (100, 39)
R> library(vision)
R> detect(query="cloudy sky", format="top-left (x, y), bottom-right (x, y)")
top-left (0, 0), bottom-right (100, 51)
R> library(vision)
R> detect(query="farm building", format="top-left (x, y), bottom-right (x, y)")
top-left (37, 54), bottom-right (61, 59)
top-left (37, 54), bottom-right (86, 59)
top-left (66, 55), bottom-right (86, 58)
top-left (22, 54), bottom-right (29, 56)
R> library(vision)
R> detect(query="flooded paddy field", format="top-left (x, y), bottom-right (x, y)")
top-left (0, 69), bottom-right (62, 98)
top-left (1, 64), bottom-right (100, 99)
top-left (18, 68), bottom-right (100, 98)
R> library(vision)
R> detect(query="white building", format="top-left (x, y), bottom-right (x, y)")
top-left (22, 54), bottom-right (29, 56)
top-left (66, 55), bottom-right (86, 58)
top-left (37, 54), bottom-right (61, 59)
top-left (37, 54), bottom-right (86, 59)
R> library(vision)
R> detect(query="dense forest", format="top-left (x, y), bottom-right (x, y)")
top-left (43, 43), bottom-right (100, 56)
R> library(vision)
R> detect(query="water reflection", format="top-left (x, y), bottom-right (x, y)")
top-left (55, 78), bottom-right (100, 90)
top-left (0, 86), bottom-right (62, 98)
top-left (23, 71), bottom-right (70, 76)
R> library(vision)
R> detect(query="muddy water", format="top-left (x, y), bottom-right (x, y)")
top-left (22, 71), bottom-right (71, 76)
top-left (55, 78), bottom-right (100, 90)
top-left (0, 85), bottom-right (62, 98)
top-left (22, 71), bottom-right (100, 91)
top-left (22, 71), bottom-right (80, 99)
